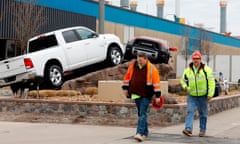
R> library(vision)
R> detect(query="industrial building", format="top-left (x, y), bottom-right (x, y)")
top-left (1, 0), bottom-right (240, 81)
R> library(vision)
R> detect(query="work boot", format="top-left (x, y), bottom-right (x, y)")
top-left (134, 133), bottom-right (143, 142)
top-left (142, 135), bottom-right (148, 141)
top-left (182, 129), bottom-right (193, 137)
top-left (199, 131), bottom-right (205, 137)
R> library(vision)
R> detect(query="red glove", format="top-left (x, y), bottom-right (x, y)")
top-left (152, 96), bottom-right (164, 110)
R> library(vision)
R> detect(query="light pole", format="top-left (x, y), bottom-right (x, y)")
top-left (99, 0), bottom-right (105, 34)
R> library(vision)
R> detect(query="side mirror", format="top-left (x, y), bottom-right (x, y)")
top-left (169, 47), bottom-right (178, 51)
top-left (92, 33), bottom-right (99, 38)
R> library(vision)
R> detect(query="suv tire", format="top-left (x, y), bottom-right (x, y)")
top-left (107, 46), bottom-right (123, 66)
top-left (44, 64), bottom-right (64, 89)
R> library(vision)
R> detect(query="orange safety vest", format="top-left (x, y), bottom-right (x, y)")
top-left (122, 60), bottom-right (161, 94)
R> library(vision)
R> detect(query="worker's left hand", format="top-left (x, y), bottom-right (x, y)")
top-left (207, 96), bottom-right (212, 101)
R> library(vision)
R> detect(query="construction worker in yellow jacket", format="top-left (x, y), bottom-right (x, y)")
top-left (180, 51), bottom-right (215, 137)
top-left (122, 52), bottom-right (161, 142)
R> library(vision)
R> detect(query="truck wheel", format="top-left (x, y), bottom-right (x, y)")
top-left (162, 57), bottom-right (169, 64)
top-left (107, 46), bottom-right (123, 66)
top-left (158, 55), bottom-right (169, 64)
top-left (44, 65), bottom-right (63, 89)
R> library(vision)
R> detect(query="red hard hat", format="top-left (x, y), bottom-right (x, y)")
top-left (151, 96), bottom-right (164, 110)
top-left (192, 51), bottom-right (202, 59)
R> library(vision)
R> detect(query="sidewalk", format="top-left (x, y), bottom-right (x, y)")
top-left (0, 107), bottom-right (239, 144)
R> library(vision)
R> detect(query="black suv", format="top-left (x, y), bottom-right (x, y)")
top-left (124, 36), bottom-right (177, 64)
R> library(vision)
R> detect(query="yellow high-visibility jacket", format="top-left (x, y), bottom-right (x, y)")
top-left (180, 63), bottom-right (215, 97)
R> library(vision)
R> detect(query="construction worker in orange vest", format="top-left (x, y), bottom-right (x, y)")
top-left (122, 52), bottom-right (161, 142)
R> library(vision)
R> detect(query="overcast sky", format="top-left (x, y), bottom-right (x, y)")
top-left (111, 0), bottom-right (240, 36)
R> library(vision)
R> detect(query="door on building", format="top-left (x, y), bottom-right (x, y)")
top-left (0, 39), bottom-right (21, 61)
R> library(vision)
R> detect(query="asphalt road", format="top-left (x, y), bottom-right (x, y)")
top-left (0, 107), bottom-right (239, 144)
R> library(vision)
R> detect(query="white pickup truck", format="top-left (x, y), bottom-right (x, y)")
top-left (0, 26), bottom-right (125, 90)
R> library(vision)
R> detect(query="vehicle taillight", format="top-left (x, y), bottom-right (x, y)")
top-left (169, 47), bottom-right (178, 51)
top-left (38, 35), bottom-right (45, 39)
top-left (24, 58), bottom-right (34, 69)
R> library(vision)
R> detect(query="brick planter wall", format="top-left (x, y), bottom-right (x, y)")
top-left (0, 94), bottom-right (239, 126)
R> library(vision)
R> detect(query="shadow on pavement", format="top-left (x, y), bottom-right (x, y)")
top-left (124, 133), bottom-right (240, 144)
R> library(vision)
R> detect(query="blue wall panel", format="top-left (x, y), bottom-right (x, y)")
top-left (31, 0), bottom-right (240, 48)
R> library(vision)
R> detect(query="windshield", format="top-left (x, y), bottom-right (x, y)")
top-left (135, 39), bottom-right (158, 50)
top-left (28, 35), bottom-right (58, 53)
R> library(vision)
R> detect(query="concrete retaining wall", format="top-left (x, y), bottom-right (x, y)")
top-left (0, 94), bottom-right (239, 126)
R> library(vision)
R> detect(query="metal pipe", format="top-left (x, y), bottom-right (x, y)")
top-left (220, 1), bottom-right (227, 33)
top-left (120, 0), bottom-right (129, 9)
top-left (156, 0), bottom-right (164, 18)
top-left (130, 1), bottom-right (137, 11)
top-left (99, 0), bottom-right (105, 34)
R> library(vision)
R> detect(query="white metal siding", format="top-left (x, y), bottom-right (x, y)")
top-left (176, 55), bottom-right (240, 82)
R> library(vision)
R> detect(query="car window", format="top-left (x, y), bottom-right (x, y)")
top-left (29, 35), bottom-right (58, 53)
top-left (62, 30), bottom-right (80, 43)
top-left (127, 39), bottom-right (134, 45)
top-left (160, 44), bottom-right (168, 52)
top-left (135, 39), bottom-right (157, 49)
top-left (76, 29), bottom-right (94, 40)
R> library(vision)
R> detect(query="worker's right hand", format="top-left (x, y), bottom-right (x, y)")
top-left (123, 90), bottom-right (130, 98)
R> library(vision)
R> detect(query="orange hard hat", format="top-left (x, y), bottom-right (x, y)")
top-left (192, 51), bottom-right (202, 59)
top-left (151, 96), bottom-right (164, 110)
